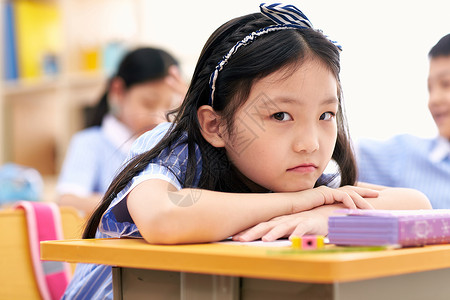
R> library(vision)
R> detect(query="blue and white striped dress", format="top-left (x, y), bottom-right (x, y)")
top-left (62, 122), bottom-right (202, 299)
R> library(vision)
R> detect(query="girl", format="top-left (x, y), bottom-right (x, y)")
top-left (56, 47), bottom-right (186, 216)
top-left (63, 3), bottom-right (430, 299)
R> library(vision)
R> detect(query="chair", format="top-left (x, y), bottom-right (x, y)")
top-left (0, 205), bottom-right (85, 299)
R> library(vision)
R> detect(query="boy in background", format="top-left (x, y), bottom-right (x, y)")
top-left (357, 34), bottom-right (450, 209)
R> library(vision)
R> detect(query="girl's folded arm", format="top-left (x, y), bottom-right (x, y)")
top-left (127, 179), bottom-right (292, 244)
top-left (126, 179), bottom-right (376, 244)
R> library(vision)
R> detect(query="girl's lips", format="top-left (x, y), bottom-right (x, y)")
top-left (287, 164), bottom-right (318, 173)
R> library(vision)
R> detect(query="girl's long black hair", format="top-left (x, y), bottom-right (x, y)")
top-left (83, 12), bottom-right (357, 238)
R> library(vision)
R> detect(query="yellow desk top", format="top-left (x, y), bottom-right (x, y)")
top-left (41, 238), bottom-right (450, 283)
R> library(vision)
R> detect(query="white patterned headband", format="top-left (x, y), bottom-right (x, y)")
top-left (208, 2), bottom-right (342, 106)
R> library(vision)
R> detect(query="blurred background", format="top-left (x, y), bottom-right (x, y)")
top-left (0, 0), bottom-right (449, 199)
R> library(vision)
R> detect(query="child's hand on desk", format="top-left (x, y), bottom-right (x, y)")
top-left (233, 186), bottom-right (377, 242)
top-left (290, 185), bottom-right (377, 213)
top-left (232, 210), bottom-right (328, 242)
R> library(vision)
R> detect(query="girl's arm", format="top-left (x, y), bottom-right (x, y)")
top-left (233, 186), bottom-right (432, 242)
top-left (126, 179), bottom-right (377, 244)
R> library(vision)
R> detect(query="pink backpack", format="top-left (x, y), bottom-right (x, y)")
top-left (14, 201), bottom-right (71, 300)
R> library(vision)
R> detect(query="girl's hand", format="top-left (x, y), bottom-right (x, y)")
top-left (233, 210), bottom-right (328, 242)
top-left (232, 186), bottom-right (378, 242)
top-left (292, 185), bottom-right (377, 213)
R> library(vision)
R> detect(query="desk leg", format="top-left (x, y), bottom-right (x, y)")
top-left (112, 267), bottom-right (122, 300)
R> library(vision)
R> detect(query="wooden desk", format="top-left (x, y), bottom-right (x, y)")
top-left (41, 238), bottom-right (450, 300)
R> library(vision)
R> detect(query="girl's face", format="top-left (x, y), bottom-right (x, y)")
top-left (117, 79), bottom-right (176, 136)
top-left (428, 55), bottom-right (450, 139)
top-left (221, 58), bottom-right (339, 192)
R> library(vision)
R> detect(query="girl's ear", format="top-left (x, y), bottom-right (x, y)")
top-left (197, 105), bottom-right (226, 147)
top-left (109, 77), bottom-right (126, 104)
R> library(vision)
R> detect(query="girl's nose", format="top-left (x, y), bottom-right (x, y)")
top-left (292, 127), bottom-right (319, 153)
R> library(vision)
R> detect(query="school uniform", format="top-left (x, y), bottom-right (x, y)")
top-left (57, 114), bottom-right (134, 198)
top-left (62, 122), bottom-right (201, 299)
top-left (356, 134), bottom-right (450, 209)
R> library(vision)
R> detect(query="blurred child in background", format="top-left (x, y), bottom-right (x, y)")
top-left (56, 47), bottom-right (187, 215)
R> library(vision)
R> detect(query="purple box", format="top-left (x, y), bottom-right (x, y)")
top-left (328, 209), bottom-right (450, 247)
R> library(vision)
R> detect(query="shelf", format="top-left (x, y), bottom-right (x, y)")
top-left (66, 71), bottom-right (106, 88)
top-left (2, 71), bottom-right (106, 97)
top-left (2, 78), bottom-right (61, 96)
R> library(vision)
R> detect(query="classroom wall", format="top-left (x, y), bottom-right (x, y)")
top-left (137, 0), bottom-right (450, 141)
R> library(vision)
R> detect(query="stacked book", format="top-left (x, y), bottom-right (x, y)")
top-left (2, 0), bottom-right (62, 80)
top-left (328, 209), bottom-right (450, 247)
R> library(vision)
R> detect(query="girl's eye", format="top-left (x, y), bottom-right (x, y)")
top-left (320, 112), bottom-right (335, 121)
top-left (272, 112), bottom-right (292, 121)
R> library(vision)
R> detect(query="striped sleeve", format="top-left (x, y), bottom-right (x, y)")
top-left (99, 123), bottom-right (202, 238)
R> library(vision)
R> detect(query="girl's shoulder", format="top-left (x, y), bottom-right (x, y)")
top-left (127, 121), bottom-right (199, 181)
top-left (130, 122), bottom-right (174, 156)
